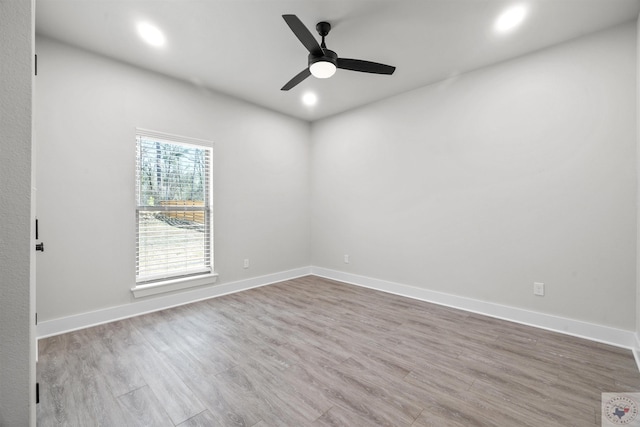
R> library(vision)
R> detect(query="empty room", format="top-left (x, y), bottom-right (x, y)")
top-left (3, 0), bottom-right (640, 426)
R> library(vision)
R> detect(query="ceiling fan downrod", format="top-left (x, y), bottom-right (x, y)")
top-left (316, 21), bottom-right (331, 50)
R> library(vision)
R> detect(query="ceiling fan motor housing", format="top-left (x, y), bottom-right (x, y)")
top-left (308, 49), bottom-right (337, 68)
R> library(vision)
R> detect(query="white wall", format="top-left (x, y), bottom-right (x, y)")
top-left (637, 13), bottom-right (640, 346)
top-left (0, 1), bottom-right (36, 425)
top-left (311, 23), bottom-right (637, 330)
top-left (35, 37), bottom-right (310, 322)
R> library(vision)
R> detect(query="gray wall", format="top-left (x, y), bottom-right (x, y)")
top-left (0, 0), bottom-right (36, 425)
top-left (311, 23), bottom-right (637, 330)
top-left (35, 38), bottom-right (310, 322)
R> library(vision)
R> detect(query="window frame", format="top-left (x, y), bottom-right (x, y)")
top-left (132, 128), bottom-right (216, 297)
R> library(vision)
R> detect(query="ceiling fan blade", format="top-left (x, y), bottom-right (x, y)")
top-left (282, 15), bottom-right (323, 56)
top-left (281, 68), bottom-right (311, 91)
top-left (337, 58), bottom-right (396, 75)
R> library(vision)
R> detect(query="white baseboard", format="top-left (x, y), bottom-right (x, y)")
top-left (37, 265), bottom-right (639, 361)
top-left (311, 267), bottom-right (638, 351)
top-left (36, 267), bottom-right (312, 339)
top-left (633, 333), bottom-right (640, 371)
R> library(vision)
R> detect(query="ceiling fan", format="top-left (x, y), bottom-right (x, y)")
top-left (281, 14), bottom-right (396, 91)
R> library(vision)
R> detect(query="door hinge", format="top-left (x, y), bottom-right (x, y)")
top-left (35, 218), bottom-right (44, 252)
top-left (35, 54), bottom-right (37, 76)
top-left (36, 382), bottom-right (39, 404)
top-left (35, 312), bottom-right (38, 325)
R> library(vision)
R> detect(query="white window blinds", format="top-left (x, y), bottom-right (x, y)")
top-left (136, 129), bottom-right (213, 283)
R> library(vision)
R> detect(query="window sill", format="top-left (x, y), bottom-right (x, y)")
top-left (131, 273), bottom-right (219, 298)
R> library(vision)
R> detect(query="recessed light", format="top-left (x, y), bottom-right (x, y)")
top-left (137, 21), bottom-right (166, 47)
top-left (302, 92), bottom-right (317, 106)
top-left (494, 4), bottom-right (528, 34)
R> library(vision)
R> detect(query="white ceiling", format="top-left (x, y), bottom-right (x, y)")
top-left (36, 0), bottom-right (640, 122)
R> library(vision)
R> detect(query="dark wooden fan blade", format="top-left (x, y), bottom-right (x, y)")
top-left (337, 58), bottom-right (396, 75)
top-left (281, 68), bottom-right (311, 91)
top-left (282, 15), bottom-right (323, 56)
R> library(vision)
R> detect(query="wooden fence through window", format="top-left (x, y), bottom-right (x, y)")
top-left (158, 200), bottom-right (205, 224)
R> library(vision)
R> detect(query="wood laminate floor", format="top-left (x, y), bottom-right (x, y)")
top-left (37, 276), bottom-right (640, 426)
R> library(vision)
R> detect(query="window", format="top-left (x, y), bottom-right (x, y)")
top-left (135, 129), bottom-right (213, 287)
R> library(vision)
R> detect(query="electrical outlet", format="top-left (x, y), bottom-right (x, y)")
top-left (344, 254), bottom-right (350, 264)
top-left (244, 259), bottom-right (249, 269)
top-left (533, 282), bottom-right (544, 296)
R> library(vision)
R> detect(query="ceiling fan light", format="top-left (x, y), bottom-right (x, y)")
top-left (310, 60), bottom-right (337, 79)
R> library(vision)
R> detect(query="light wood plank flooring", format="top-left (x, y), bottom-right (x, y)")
top-left (37, 276), bottom-right (640, 426)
